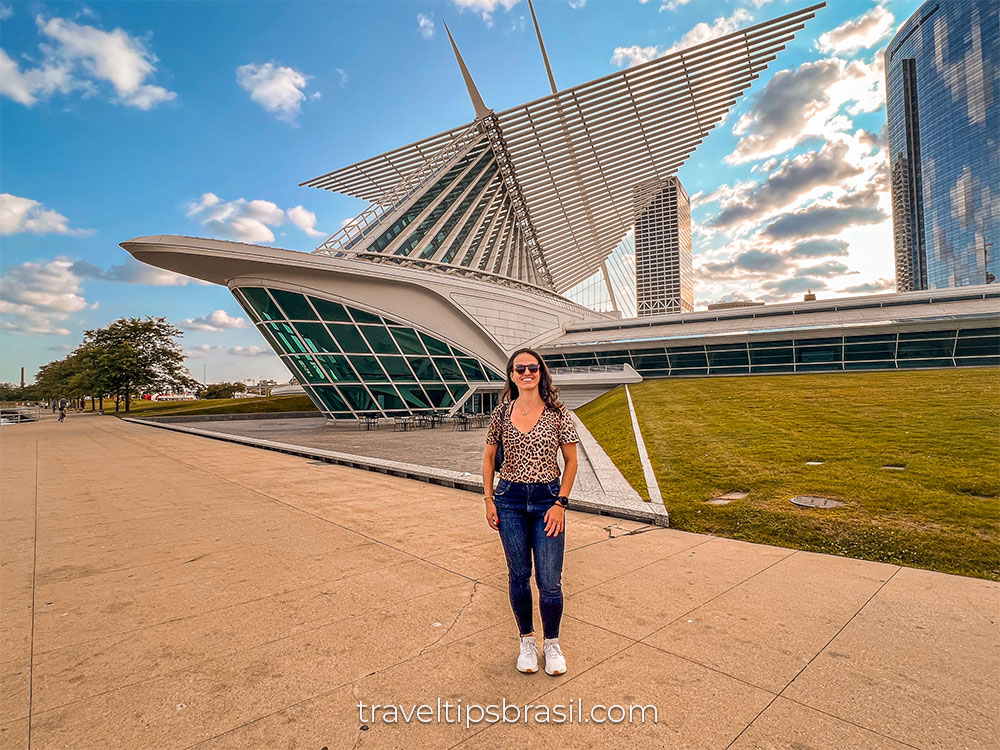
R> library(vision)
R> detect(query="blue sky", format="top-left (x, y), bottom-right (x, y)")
top-left (1, 0), bottom-right (924, 384)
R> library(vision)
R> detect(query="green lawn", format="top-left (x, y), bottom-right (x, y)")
top-left (576, 368), bottom-right (1000, 580)
top-left (105, 394), bottom-right (318, 417)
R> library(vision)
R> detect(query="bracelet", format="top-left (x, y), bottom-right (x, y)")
top-left (484, 495), bottom-right (494, 501)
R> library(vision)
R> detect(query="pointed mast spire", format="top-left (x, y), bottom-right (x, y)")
top-left (443, 20), bottom-right (492, 120)
top-left (527, 0), bottom-right (558, 94)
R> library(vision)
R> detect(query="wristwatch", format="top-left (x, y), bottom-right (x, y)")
top-left (555, 496), bottom-right (570, 507)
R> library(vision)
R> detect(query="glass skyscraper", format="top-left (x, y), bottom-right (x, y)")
top-left (885, 0), bottom-right (999, 291)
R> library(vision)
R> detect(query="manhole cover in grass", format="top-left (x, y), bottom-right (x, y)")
top-left (881, 464), bottom-right (906, 471)
top-left (706, 490), bottom-right (748, 505)
top-left (790, 495), bottom-right (844, 509)
top-left (805, 461), bottom-right (824, 466)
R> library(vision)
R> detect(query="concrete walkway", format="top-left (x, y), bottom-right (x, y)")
top-left (1, 417), bottom-right (997, 749)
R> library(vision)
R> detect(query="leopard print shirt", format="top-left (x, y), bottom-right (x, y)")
top-left (486, 401), bottom-right (579, 483)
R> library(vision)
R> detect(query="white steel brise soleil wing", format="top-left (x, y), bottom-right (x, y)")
top-left (301, 3), bottom-right (824, 293)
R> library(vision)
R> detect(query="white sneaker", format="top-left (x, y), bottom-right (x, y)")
top-left (543, 638), bottom-right (567, 675)
top-left (517, 636), bottom-right (538, 673)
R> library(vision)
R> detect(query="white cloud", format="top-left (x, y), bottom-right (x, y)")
top-left (568, 0), bottom-right (586, 9)
top-left (70, 257), bottom-right (205, 286)
top-left (611, 8), bottom-right (752, 68)
top-left (610, 45), bottom-right (660, 68)
top-left (228, 345), bottom-right (274, 357)
top-left (0, 4), bottom-right (12, 21)
top-left (728, 55), bottom-right (884, 164)
top-left (417, 13), bottom-right (435, 40)
top-left (187, 193), bottom-right (327, 244)
top-left (183, 344), bottom-right (222, 358)
top-left (186, 193), bottom-right (285, 244)
top-left (664, 9), bottom-right (752, 55)
top-left (661, 0), bottom-right (691, 12)
top-left (236, 62), bottom-right (311, 123)
top-left (287, 205), bottom-right (325, 238)
top-left (0, 257), bottom-right (88, 335)
top-left (818, 5), bottom-right (894, 54)
top-left (0, 193), bottom-right (92, 235)
top-left (451, 0), bottom-right (521, 28)
top-left (334, 67), bottom-right (348, 88)
top-left (182, 310), bottom-right (248, 332)
top-left (3, 15), bottom-right (178, 109)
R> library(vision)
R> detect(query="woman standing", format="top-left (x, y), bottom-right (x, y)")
top-left (483, 348), bottom-right (579, 675)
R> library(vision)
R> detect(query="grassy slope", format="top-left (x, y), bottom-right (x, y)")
top-left (577, 368), bottom-right (1000, 580)
top-left (107, 395), bottom-right (318, 417)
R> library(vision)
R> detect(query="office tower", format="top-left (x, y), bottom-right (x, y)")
top-left (635, 177), bottom-right (693, 316)
top-left (885, 0), bottom-right (999, 291)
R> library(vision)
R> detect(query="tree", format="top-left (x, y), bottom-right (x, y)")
top-left (201, 381), bottom-right (247, 399)
top-left (83, 317), bottom-right (196, 412)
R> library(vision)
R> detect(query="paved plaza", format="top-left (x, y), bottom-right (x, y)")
top-left (1, 415), bottom-right (997, 749)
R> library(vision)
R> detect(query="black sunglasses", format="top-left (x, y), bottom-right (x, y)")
top-left (513, 364), bottom-right (540, 374)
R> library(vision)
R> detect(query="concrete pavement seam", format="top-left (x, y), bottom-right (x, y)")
top-left (723, 565), bottom-right (904, 750)
top-left (27, 439), bottom-right (38, 750)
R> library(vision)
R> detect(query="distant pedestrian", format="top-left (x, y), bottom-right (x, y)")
top-left (482, 348), bottom-right (578, 677)
top-left (57, 398), bottom-right (68, 423)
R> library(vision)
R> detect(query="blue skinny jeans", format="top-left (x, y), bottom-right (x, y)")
top-left (494, 477), bottom-right (565, 639)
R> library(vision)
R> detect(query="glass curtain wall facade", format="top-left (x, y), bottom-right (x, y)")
top-left (543, 326), bottom-right (999, 377)
top-left (232, 286), bottom-right (504, 419)
top-left (885, 0), bottom-right (1000, 291)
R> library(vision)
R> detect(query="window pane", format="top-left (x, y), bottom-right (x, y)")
top-left (290, 355), bottom-right (327, 383)
top-left (339, 385), bottom-right (377, 412)
top-left (419, 331), bottom-right (452, 356)
top-left (241, 287), bottom-right (282, 321)
top-left (231, 289), bottom-right (260, 323)
top-left (897, 339), bottom-right (953, 358)
top-left (632, 350), bottom-right (668, 370)
top-left (310, 297), bottom-right (352, 322)
top-left (750, 363), bottom-right (794, 373)
top-left (350, 307), bottom-right (383, 325)
top-left (564, 354), bottom-right (598, 366)
top-left (394, 384), bottom-right (431, 408)
top-left (958, 327), bottom-right (1000, 338)
top-left (378, 355), bottom-right (415, 381)
top-left (369, 384), bottom-right (405, 411)
top-left (898, 358), bottom-right (953, 369)
top-left (423, 386), bottom-right (454, 408)
top-left (457, 358), bottom-right (486, 381)
top-left (845, 333), bottom-right (897, 343)
top-left (750, 347), bottom-right (793, 365)
top-left (327, 324), bottom-right (370, 353)
top-left (669, 351), bottom-right (708, 369)
top-left (390, 327), bottom-right (427, 355)
top-left (266, 323), bottom-right (307, 353)
top-left (484, 366), bottom-right (504, 382)
top-left (294, 322), bottom-right (338, 353)
top-left (270, 289), bottom-right (318, 320)
top-left (434, 357), bottom-right (465, 381)
top-left (846, 360), bottom-right (895, 370)
top-left (796, 362), bottom-right (843, 372)
top-left (955, 356), bottom-right (1000, 366)
top-left (314, 355), bottom-right (358, 382)
top-left (845, 342), bottom-right (896, 361)
top-left (348, 355), bottom-right (388, 382)
top-left (707, 349), bottom-right (749, 367)
top-left (750, 339), bottom-right (793, 350)
top-left (310, 386), bottom-right (348, 412)
top-left (898, 329), bottom-right (956, 341)
top-left (406, 356), bottom-right (442, 381)
top-left (954, 337), bottom-right (1000, 357)
top-left (709, 366), bottom-right (749, 375)
top-left (796, 344), bottom-right (842, 363)
top-left (360, 325), bottom-right (399, 354)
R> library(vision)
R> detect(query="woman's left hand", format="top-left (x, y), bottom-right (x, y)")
top-left (543, 505), bottom-right (566, 537)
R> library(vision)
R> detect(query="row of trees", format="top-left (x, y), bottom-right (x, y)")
top-left (4, 317), bottom-right (197, 413)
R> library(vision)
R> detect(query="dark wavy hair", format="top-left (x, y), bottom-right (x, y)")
top-left (501, 348), bottom-right (563, 410)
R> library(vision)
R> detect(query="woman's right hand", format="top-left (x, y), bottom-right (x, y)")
top-left (485, 497), bottom-right (500, 530)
